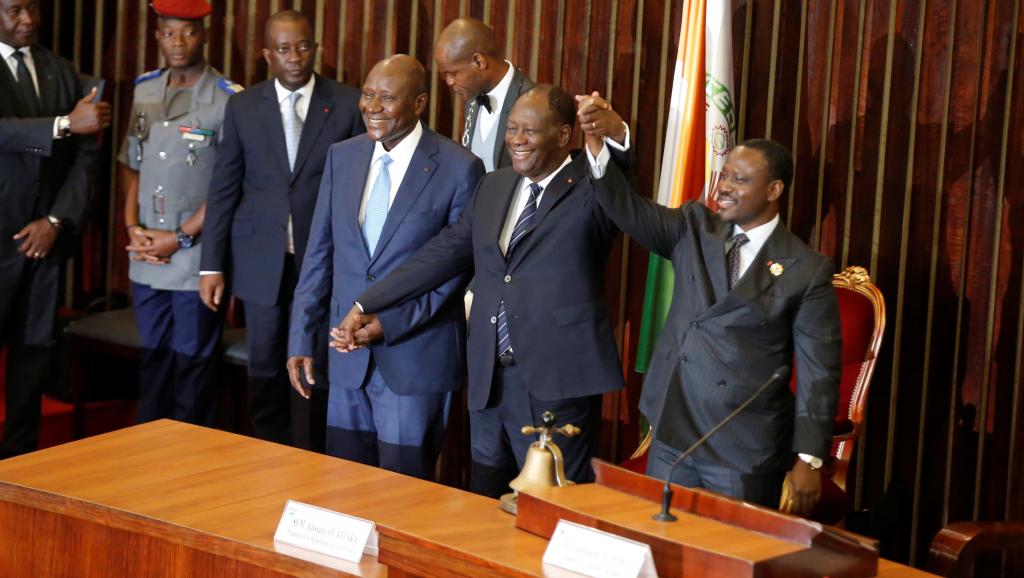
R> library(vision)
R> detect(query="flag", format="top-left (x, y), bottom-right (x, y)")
top-left (634, 0), bottom-right (706, 372)
top-left (635, 0), bottom-right (735, 372)
top-left (706, 0), bottom-right (737, 204)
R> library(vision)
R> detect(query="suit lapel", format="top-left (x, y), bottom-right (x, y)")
top-left (344, 137), bottom-right (375, 256)
top-left (290, 75), bottom-right (331, 181)
top-left (700, 223), bottom-right (799, 319)
top-left (369, 127), bottom-right (439, 265)
top-left (492, 69), bottom-right (526, 169)
top-left (30, 47), bottom-right (58, 114)
top-left (507, 155), bottom-right (584, 269)
top-left (260, 80), bottom-right (293, 177)
top-left (486, 171), bottom-right (522, 257)
top-left (701, 219), bottom-right (731, 303)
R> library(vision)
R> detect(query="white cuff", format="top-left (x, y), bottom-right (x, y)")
top-left (199, 271), bottom-right (223, 276)
top-left (354, 302), bottom-right (365, 313)
top-left (52, 117), bottom-right (61, 139)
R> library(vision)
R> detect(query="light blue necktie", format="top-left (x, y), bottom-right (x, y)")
top-left (284, 91), bottom-right (303, 171)
top-left (363, 154), bottom-right (393, 255)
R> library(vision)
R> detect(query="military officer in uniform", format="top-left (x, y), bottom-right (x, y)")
top-left (118, 0), bottom-right (241, 425)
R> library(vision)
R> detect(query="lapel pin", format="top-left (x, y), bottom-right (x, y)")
top-left (768, 261), bottom-right (784, 276)
top-left (323, 107), bottom-right (329, 113)
top-left (567, 177), bottom-right (574, 184)
top-left (423, 166), bottom-right (430, 172)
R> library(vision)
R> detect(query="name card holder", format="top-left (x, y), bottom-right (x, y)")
top-left (542, 519), bottom-right (657, 578)
top-left (273, 500), bottom-right (378, 563)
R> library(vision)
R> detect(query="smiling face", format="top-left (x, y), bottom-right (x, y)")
top-left (359, 57), bottom-right (428, 151)
top-left (715, 145), bottom-right (783, 230)
top-left (154, 17), bottom-right (206, 70)
top-left (0, 0), bottom-right (40, 48)
top-left (504, 91), bottom-right (572, 181)
top-left (262, 17), bottom-right (317, 91)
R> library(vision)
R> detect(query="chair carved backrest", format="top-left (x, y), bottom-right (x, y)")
top-left (825, 265), bottom-right (886, 491)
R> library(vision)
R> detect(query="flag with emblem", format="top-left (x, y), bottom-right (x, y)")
top-left (636, 0), bottom-right (736, 371)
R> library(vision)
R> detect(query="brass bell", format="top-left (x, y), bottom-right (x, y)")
top-left (499, 411), bottom-right (581, 514)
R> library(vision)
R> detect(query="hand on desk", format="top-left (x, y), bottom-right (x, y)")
top-left (786, 459), bottom-right (822, 517)
top-left (330, 305), bottom-right (383, 352)
top-left (286, 355), bottom-right (314, 399)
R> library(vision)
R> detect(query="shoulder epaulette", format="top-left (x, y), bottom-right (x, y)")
top-left (218, 78), bottom-right (244, 95)
top-left (134, 68), bottom-right (164, 85)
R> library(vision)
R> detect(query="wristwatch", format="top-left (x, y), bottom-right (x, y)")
top-left (46, 215), bottom-right (63, 230)
top-left (175, 228), bottom-right (195, 249)
top-left (798, 453), bottom-right (824, 471)
top-left (57, 115), bottom-right (71, 138)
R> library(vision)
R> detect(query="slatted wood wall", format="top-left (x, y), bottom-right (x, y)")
top-left (37, 0), bottom-right (1023, 569)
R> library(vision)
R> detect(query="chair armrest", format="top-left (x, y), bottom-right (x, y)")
top-left (927, 521), bottom-right (1024, 577)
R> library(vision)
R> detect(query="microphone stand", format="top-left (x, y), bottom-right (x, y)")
top-left (652, 365), bottom-right (791, 522)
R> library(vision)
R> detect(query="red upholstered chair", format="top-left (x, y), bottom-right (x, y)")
top-left (621, 266), bottom-right (886, 526)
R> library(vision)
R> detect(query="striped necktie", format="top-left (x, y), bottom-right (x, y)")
top-left (496, 183), bottom-right (542, 358)
top-left (284, 91), bottom-right (303, 171)
top-left (363, 154), bottom-right (393, 255)
top-left (726, 232), bottom-right (749, 290)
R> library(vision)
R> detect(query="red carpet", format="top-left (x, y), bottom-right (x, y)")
top-left (0, 349), bottom-right (137, 452)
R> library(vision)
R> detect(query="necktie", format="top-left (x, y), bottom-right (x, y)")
top-left (12, 51), bottom-right (41, 116)
top-left (496, 183), bottom-right (542, 358)
top-left (363, 154), bottom-right (393, 255)
top-left (475, 93), bottom-right (492, 114)
top-left (284, 91), bottom-right (303, 171)
top-left (726, 232), bottom-right (749, 290)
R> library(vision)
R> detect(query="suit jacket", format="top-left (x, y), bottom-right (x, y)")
top-left (358, 153), bottom-right (625, 411)
top-left (594, 163), bottom-right (841, 474)
top-left (460, 67), bottom-right (534, 171)
top-left (201, 74), bottom-right (364, 306)
top-left (288, 126), bottom-right (485, 395)
top-left (0, 45), bottom-right (97, 344)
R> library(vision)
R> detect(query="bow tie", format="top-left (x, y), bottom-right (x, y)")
top-left (475, 94), bottom-right (492, 114)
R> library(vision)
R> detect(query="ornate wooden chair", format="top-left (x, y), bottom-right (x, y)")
top-left (621, 266), bottom-right (886, 526)
top-left (927, 522), bottom-right (1024, 577)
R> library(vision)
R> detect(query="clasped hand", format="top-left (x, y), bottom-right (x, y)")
top-left (330, 305), bottom-right (383, 352)
top-left (126, 226), bottom-right (177, 264)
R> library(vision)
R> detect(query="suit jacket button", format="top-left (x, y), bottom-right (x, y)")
top-left (490, 316), bottom-right (497, 324)
top-left (717, 380), bottom-right (726, 387)
top-left (681, 354), bottom-right (688, 363)
top-left (366, 274), bottom-right (375, 282)
top-left (504, 275), bottom-right (511, 283)
top-left (690, 321), bottom-right (699, 329)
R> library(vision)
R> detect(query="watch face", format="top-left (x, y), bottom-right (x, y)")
top-left (178, 233), bottom-right (194, 249)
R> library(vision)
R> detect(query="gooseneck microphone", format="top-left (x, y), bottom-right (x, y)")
top-left (652, 365), bottom-right (792, 522)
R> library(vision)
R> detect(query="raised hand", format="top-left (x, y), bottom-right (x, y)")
top-left (575, 90), bottom-right (626, 154)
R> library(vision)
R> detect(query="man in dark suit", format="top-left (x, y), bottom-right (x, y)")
top-left (338, 85), bottom-right (628, 497)
top-left (199, 10), bottom-right (363, 450)
top-left (286, 55), bottom-right (484, 479)
top-left (587, 124), bottom-right (841, 515)
top-left (0, 0), bottom-right (109, 457)
top-left (434, 17), bottom-right (534, 172)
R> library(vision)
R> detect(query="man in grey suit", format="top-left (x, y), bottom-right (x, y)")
top-left (0, 0), bottom-right (108, 458)
top-left (585, 116), bottom-right (841, 516)
top-left (433, 17), bottom-right (534, 172)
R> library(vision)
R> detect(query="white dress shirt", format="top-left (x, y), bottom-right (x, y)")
top-left (475, 60), bottom-right (515, 140)
top-left (498, 154), bottom-right (573, 255)
top-left (358, 120), bottom-right (424, 224)
top-left (730, 213), bottom-right (780, 279)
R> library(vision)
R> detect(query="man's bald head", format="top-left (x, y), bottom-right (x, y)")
top-left (433, 17), bottom-right (510, 100)
top-left (360, 55), bottom-right (429, 150)
top-left (436, 17), bottom-right (499, 62)
top-left (263, 10), bottom-right (311, 47)
top-left (371, 54), bottom-right (429, 95)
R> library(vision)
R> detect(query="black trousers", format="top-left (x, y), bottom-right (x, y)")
top-left (242, 254), bottom-right (327, 451)
top-left (0, 257), bottom-right (55, 459)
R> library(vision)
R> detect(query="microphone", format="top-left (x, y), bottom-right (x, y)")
top-left (652, 365), bottom-right (792, 522)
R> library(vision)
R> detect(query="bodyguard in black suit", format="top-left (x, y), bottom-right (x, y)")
top-left (339, 86), bottom-right (629, 497)
top-left (589, 128), bottom-right (841, 515)
top-left (199, 11), bottom-right (364, 449)
top-left (0, 0), bottom-right (108, 457)
top-left (433, 17), bottom-right (534, 172)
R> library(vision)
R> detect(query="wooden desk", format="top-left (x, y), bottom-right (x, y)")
top-left (0, 421), bottom-right (935, 577)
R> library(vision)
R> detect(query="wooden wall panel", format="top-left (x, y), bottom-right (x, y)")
top-left (732, 0), bottom-right (1024, 571)
top-left (35, 0), bottom-right (1024, 572)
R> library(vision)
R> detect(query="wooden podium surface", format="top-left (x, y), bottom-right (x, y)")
top-left (0, 421), bottom-right (935, 577)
